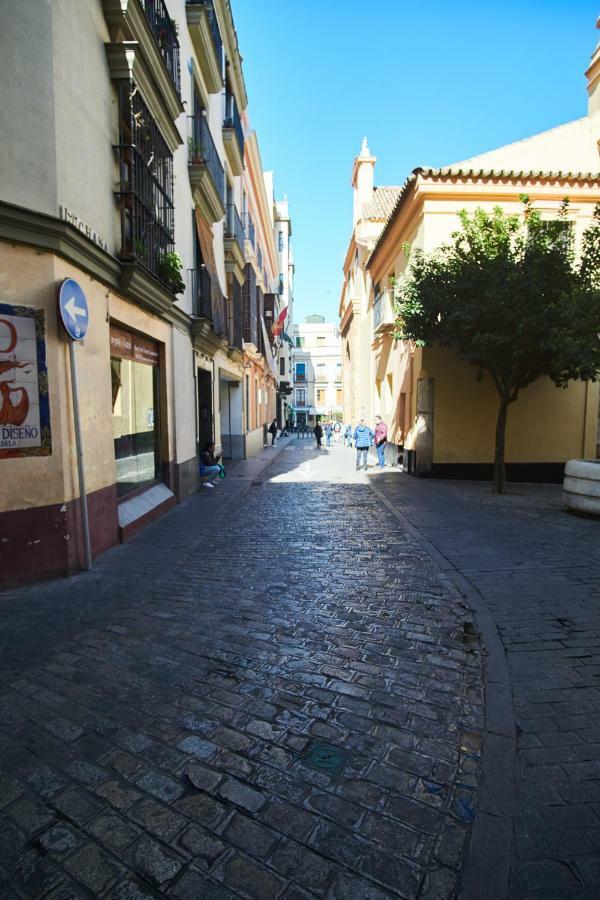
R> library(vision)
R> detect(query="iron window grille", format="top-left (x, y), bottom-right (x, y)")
top-left (188, 113), bottom-right (225, 201)
top-left (230, 278), bottom-right (243, 350)
top-left (225, 204), bottom-right (244, 255)
top-left (142, 0), bottom-right (181, 95)
top-left (243, 213), bottom-right (255, 249)
top-left (186, 0), bottom-right (222, 73)
top-left (189, 267), bottom-right (212, 320)
top-left (224, 92), bottom-right (244, 157)
top-left (115, 81), bottom-right (175, 285)
top-left (242, 264), bottom-right (257, 345)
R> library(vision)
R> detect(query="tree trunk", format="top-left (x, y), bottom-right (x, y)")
top-left (494, 395), bottom-right (511, 494)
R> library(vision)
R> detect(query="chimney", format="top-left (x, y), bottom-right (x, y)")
top-left (352, 137), bottom-right (376, 227)
top-left (585, 17), bottom-right (600, 115)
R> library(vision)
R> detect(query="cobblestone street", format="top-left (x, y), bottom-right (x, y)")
top-left (0, 441), bottom-right (483, 900)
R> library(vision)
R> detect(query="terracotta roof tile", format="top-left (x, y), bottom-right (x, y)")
top-left (363, 186), bottom-right (402, 220)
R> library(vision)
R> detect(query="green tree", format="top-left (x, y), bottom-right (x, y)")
top-left (394, 200), bottom-right (600, 493)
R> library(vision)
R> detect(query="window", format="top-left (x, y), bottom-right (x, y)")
top-left (316, 336), bottom-right (325, 347)
top-left (278, 231), bottom-right (284, 252)
top-left (336, 388), bottom-right (343, 404)
top-left (110, 326), bottom-right (160, 498)
top-left (336, 362), bottom-right (342, 382)
top-left (278, 274), bottom-right (284, 295)
top-left (316, 363), bottom-right (326, 382)
top-left (279, 356), bottom-right (285, 376)
top-left (296, 388), bottom-right (306, 406)
top-left (538, 219), bottom-right (573, 250)
top-left (316, 389), bottom-right (325, 404)
top-left (295, 362), bottom-right (306, 382)
top-left (295, 336), bottom-right (304, 349)
top-left (245, 374), bottom-right (250, 431)
top-left (115, 81), bottom-right (174, 285)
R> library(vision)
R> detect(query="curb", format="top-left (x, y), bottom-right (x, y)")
top-left (366, 479), bottom-right (515, 900)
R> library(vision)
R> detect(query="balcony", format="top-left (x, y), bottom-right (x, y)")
top-left (243, 213), bottom-right (255, 260)
top-left (373, 289), bottom-right (395, 333)
top-left (295, 399), bottom-right (306, 408)
top-left (224, 203), bottom-right (245, 279)
top-left (188, 115), bottom-right (225, 224)
top-left (185, 0), bottom-right (223, 94)
top-left (102, 0), bottom-right (183, 150)
top-left (229, 280), bottom-right (243, 352)
top-left (294, 373), bottom-right (306, 383)
top-left (189, 267), bottom-right (212, 320)
top-left (223, 93), bottom-right (244, 176)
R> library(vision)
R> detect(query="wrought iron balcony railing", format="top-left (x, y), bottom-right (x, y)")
top-left (188, 114), bottom-right (225, 202)
top-left (189, 267), bottom-right (212, 320)
top-left (294, 373), bottom-right (306, 383)
top-left (243, 213), bottom-right (255, 249)
top-left (225, 204), bottom-right (244, 255)
top-left (185, 0), bottom-right (222, 71)
top-left (142, 0), bottom-right (181, 94)
top-left (373, 289), bottom-right (395, 331)
top-left (257, 246), bottom-right (263, 273)
top-left (224, 92), bottom-right (244, 157)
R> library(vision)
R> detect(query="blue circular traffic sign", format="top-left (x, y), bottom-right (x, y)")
top-left (58, 278), bottom-right (89, 341)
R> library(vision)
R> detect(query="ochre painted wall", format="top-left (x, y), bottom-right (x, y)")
top-left (422, 346), bottom-right (599, 464)
top-left (0, 246), bottom-right (175, 514)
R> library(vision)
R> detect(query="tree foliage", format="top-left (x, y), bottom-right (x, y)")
top-left (394, 199), bottom-right (600, 492)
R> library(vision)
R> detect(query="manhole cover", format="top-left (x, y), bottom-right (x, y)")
top-left (300, 742), bottom-right (348, 777)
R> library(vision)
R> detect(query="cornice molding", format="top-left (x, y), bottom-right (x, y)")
top-left (0, 200), bottom-right (190, 332)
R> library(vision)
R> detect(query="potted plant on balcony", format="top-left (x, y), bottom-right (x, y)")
top-left (157, 251), bottom-right (185, 295)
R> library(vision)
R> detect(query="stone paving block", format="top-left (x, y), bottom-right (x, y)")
top-left (218, 777), bottom-right (268, 813)
top-left (326, 871), bottom-right (393, 899)
top-left (7, 796), bottom-right (57, 834)
top-left (0, 774), bottom-right (24, 809)
top-left (9, 849), bottom-right (66, 898)
top-left (64, 841), bottom-right (124, 894)
top-left (135, 770), bottom-right (185, 803)
top-left (51, 787), bottom-right (105, 826)
top-left (223, 811), bottom-right (278, 858)
top-left (213, 851), bottom-right (286, 899)
top-left (176, 736), bottom-right (218, 760)
top-left (37, 822), bottom-right (84, 857)
top-left (178, 825), bottom-right (226, 866)
top-left (128, 835), bottom-right (184, 888)
top-left (95, 779), bottom-right (142, 811)
top-left (88, 811), bottom-right (142, 852)
top-left (44, 878), bottom-right (91, 899)
top-left (261, 798), bottom-right (319, 842)
top-left (174, 792), bottom-right (229, 830)
top-left (168, 869), bottom-right (238, 899)
top-left (130, 797), bottom-right (187, 842)
top-left (270, 838), bottom-right (337, 894)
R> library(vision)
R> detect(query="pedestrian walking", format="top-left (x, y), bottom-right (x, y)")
top-left (333, 421), bottom-right (342, 444)
top-left (314, 421), bottom-right (323, 450)
top-left (324, 422), bottom-right (332, 447)
top-left (268, 418), bottom-right (278, 446)
top-left (199, 442), bottom-right (222, 488)
top-left (354, 419), bottom-right (374, 471)
top-left (374, 415), bottom-right (388, 468)
top-left (344, 424), bottom-right (353, 448)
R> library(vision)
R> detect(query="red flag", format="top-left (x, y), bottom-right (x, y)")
top-left (271, 306), bottom-right (288, 338)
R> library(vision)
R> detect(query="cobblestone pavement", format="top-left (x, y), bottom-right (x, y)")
top-left (0, 442), bottom-right (483, 900)
top-left (376, 473), bottom-right (600, 899)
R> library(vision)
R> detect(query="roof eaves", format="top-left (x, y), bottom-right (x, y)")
top-left (366, 167), bottom-right (600, 270)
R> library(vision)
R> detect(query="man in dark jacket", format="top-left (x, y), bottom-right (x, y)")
top-left (314, 422), bottom-right (323, 450)
top-left (268, 418), bottom-right (278, 446)
top-left (354, 419), bottom-right (374, 471)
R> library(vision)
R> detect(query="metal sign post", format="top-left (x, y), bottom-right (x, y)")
top-left (58, 279), bottom-right (92, 571)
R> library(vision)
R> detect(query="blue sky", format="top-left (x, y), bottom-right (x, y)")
top-left (234, 1), bottom-right (599, 323)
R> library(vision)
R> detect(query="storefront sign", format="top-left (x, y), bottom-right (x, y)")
top-left (109, 325), bottom-right (159, 366)
top-left (0, 304), bottom-right (51, 458)
top-left (59, 206), bottom-right (110, 253)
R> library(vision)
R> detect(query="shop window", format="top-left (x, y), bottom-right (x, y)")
top-left (110, 326), bottom-right (160, 497)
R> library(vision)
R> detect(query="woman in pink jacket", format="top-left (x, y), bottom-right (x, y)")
top-left (374, 416), bottom-right (388, 468)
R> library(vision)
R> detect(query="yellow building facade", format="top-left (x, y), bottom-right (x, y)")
top-left (340, 26), bottom-right (600, 478)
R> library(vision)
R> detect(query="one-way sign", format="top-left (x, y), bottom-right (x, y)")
top-left (58, 278), bottom-right (89, 341)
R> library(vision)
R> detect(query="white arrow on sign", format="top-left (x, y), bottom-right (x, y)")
top-left (65, 296), bottom-right (87, 322)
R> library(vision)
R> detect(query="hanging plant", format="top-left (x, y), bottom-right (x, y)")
top-left (157, 251), bottom-right (185, 294)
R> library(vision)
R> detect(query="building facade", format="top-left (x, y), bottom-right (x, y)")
top-left (0, 0), bottom-right (288, 585)
top-left (340, 24), bottom-right (600, 477)
top-left (292, 317), bottom-right (343, 427)
top-left (273, 195), bottom-right (294, 426)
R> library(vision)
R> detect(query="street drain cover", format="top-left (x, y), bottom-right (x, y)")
top-left (300, 742), bottom-right (348, 777)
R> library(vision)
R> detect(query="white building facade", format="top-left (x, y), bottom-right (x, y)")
top-left (292, 316), bottom-right (343, 427)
